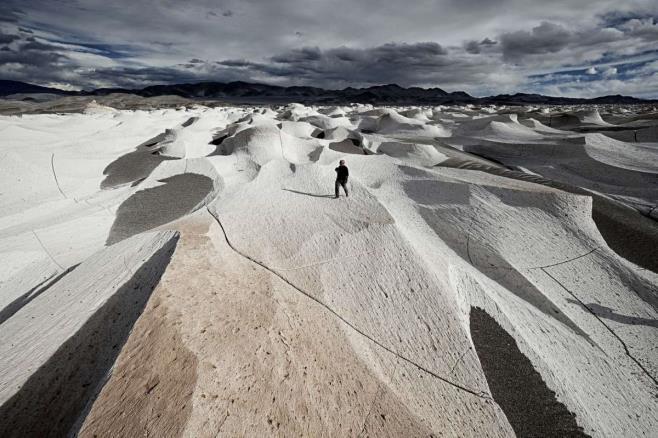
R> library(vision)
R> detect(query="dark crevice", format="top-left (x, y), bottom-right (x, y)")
top-left (142, 139), bottom-right (160, 148)
top-left (470, 307), bottom-right (590, 437)
top-left (181, 116), bottom-right (198, 127)
top-left (459, 147), bottom-right (512, 169)
top-left (591, 198), bottom-right (658, 275)
top-left (209, 134), bottom-right (228, 146)
top-left (130, 177), bottom-right (146, 187)
top-left (571, 125), bottom-right (650, 133)
top-left (0, 236), bottom-right (178, 438)
top-left (209, 134), bottom-right (234, 156)
top-left (139, 132), bottom-right (168, 148)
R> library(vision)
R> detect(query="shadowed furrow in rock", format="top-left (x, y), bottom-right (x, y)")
top-left (106, 173), bottom-right (213, 245)
top-left (470, 307), bottom-right (589, 438)
top-left (100, 132), bottom-right (175, 189)
top-left (0, 236), bottom-right (178, 438)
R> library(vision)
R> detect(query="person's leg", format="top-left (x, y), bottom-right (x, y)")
top-left (341, 181), bottom-right (349, 197)
top-left (335, 180), bottom-right (340, 198)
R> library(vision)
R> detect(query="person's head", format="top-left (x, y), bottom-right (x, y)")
top-left (339, 160), bottom-right (345, 165)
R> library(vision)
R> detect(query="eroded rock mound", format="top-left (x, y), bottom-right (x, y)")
top-left (1, 102), bottom-right (657, 437)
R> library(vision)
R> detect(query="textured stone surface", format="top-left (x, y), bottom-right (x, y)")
top-left (1, 104), bottom-right (657, 437)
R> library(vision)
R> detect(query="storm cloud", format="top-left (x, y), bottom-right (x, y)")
top-left (212, 42), bottom-right (497, 89)
top-left (0, 0), bottom-right (657, 97)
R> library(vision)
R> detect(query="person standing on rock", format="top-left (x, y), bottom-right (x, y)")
top-left (335, 160), bottom-right (349, 198)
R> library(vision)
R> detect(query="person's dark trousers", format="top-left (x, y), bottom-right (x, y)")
top-left (335, 179), bottom-right (348, 197)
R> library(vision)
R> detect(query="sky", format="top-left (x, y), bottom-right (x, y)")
top-left (0, 0), bottom-right (657, 97)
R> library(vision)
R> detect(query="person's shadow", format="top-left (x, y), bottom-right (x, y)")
top-left (283, 189), bottom-right (335, 198)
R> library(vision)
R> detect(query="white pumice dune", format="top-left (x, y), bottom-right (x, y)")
top-left (0, 102), bottom-right (657, 437)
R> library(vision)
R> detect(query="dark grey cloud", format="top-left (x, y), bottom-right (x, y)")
top-left (217, 59), bottom-right (255, 67)
top-left (0, 31), bottom-right (72, 86)
top-left (464, 38), bottom-right (497, 54)
top-left (21, 39), bottom-right (61, 52)
top-left (621, 17), bottom-right (658, 40)
top-left (600, 10), bottom-right (657, 29)
top-left (271, 46), bottom-right (323, 63)
top-left (0, 0), bottom-right (656, 97)
top-left (0, 30), bottom-right (68, 64)
top-left (0, 32), bottom-right (20, 44)
top-left (499, 15), bottom-right (658, 62)
top-left (500, 22), bottom-right (574, 60)
top-left (213, 42), bottom-right (494, 89)
top-left (0, 5), bottom-right (23, 23)
top-left (268, 42), bottom-right (448, 70)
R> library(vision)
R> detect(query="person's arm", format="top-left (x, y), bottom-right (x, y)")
top-left (345, 167), bottom-right (349, 177)
top-left (335, 167), bottom-right (339, 173)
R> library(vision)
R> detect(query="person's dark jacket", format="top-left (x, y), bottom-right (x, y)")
top-left (335, 165), bottom-right (349, 182)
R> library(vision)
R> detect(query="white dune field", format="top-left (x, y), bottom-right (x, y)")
top-left (0, 102), bottom-right (657, 437)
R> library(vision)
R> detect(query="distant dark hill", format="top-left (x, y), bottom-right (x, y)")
top-left (479, 92), bottom-right (653, 106)
top-left (87, 82), bottom-right (658, 105)
top-left (0, 80), bottom-right (76, 97)
top-left (1, 80), bottom-right (656, 105)
top-left (589, 94), bottom-right (651, 104)
top-left (91, 81), bottom-right (470, 104)
top-left (93, 81), bottom-right (326, 100)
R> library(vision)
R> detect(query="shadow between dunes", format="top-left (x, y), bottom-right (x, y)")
top-left (437, 161), bottom-right (658, 275)
top-left (100, 132), bottom-right (176, 189)
top-left (417, 205), bottom-right (592, 341)
top-left (590, 198), bottom-right (658, 275)
top-left (0, 237), bottom-right (178, 438)
top-left (106, 173), bottom-right (213, 245)
top-left (470, 307), bottom-right (590, 437)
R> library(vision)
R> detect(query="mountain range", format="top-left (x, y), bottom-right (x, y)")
top-left (0, 79), bottom-right (654, 105)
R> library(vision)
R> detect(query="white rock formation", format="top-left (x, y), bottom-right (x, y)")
top-left (0, 103), bottom-right (656, 437)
